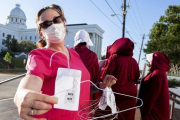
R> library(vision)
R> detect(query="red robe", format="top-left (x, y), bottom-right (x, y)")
top-left (138, 52), bottom-right (171, 120)
top-left (73, 45), bottom-right (100, 83)
top-left (101, 38), bottom-right (140, 120)
top-left (73, 45), bottom-right (100, 101)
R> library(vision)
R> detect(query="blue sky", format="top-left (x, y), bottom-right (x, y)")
top-left (0, 0), bottom-right (179, 70)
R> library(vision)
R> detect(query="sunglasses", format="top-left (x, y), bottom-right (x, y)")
top-left (39, 16), bottom-right (62, 30)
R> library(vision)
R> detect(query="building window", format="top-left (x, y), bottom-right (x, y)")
top-left (16, 19), bottom-right (17, 22)
top-left (30, 36), bottom-right (32, 40)
top-left (25, 36), bottom-right (27, 40)
top-left (21, 36), bottom-right (23, 40)
top-left (35, 36), bottom-right (36, 40)
top-left (20, 19), bottom-right (21, 23)
top-left (11, 18), bottom-right (13, 22)
top-left (13, 35), bottom-right (15, 38)
top-left (2, 33), bottom-right (5, 37)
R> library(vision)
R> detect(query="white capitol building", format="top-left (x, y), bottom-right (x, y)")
top-left (0, 4), bottom-right (104, 59)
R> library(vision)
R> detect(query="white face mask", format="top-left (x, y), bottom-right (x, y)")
top-left (42, 23), bottom-right (66, 43)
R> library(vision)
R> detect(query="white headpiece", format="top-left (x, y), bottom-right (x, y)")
top-left (74, 30), bottom-right (93, 46)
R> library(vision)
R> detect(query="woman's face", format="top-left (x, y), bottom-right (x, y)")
top-left (38, 9), bottom-right (65, 36)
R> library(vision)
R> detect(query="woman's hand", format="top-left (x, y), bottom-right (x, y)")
top-left (14, 75), bottom-right (58, 120)
top-left (100, 74), bottom-right (117, 89)
top-left (14, 89), bottom-right (57, 120)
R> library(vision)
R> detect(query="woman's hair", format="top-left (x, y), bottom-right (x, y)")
top-left (36, 38), bottom-right (47, 48)
top-left (36, 4), bottom-right (67, 48)
top-left (78, 42), bottom-right (87, 46)
top-left (36, 4), bottom-right (66, 31)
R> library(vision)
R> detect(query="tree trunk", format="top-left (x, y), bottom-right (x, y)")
top-left (171, 64), bottom-right (179, 76)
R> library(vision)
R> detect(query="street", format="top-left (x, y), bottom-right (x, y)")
top-left (0, 74), bottom-right (22, 120)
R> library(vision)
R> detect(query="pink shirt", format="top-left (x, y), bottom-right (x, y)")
top-left (26, 48), bottom-right (90, 120)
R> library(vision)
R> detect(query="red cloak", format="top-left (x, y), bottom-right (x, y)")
top-left (101, 38), bottom-right (140, 120)
top-left (73, 45), bottom-right (100, 83)
top-left (138, 52), bottom-right (171, 120)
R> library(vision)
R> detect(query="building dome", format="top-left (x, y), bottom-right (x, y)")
top-left (6, 4), bottom-right (27, 29)
top-left (9, 4), bottom-right (26, 19)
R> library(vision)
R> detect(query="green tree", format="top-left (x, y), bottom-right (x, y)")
top-left (11, 37), bottom-right (19, 52)
top-left (2, 34), bottom-right (11, 50)
top-left (18, 40), bottom-right (36, 55)
top-left (101, 55), bottom-right (106, 60)
top-left (2, 34), bottom-right (19, 52)
top-left (3, 52), bottom-right (12, 70)
top-left (144, 5), bottom-right (180, 75)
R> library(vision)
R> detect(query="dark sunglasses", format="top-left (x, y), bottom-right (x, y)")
top-left (39, 16), bottom-right (62, 30)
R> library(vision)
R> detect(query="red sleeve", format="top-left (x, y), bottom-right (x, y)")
top-left (141, 72), bottom-right (162, 113)
top-left (100, 54), bottom-right (116, 81)
top-left (26, 50), bottom-right (51, 81)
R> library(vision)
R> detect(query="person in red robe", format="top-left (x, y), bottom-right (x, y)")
top-left (138, 52), bottom-right (171, 120)
top-left (100, 38), bottom-right (140, 120)
top-left (73, 30), bottom-right (100, 100)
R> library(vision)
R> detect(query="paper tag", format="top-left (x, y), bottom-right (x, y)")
top-left (54, 68), bottom-right (81, 111)
top-left (99, 93), bottom-right (107, 110)
top-left (106, 87), bottom-right (117, 113)
top-left (111, 91), bottom-right (117, 113)
top-left (65, 89), bottom-right (76, 104)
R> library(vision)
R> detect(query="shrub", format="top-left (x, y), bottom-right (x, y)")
top-left (0, 49), bottom-right (14, 57)
top-left (0, 62), bottom-right (5, 69)
top-left (11, 58), bottom-right (25, 68)
top-left (168, 79), bottom-right (180, 88)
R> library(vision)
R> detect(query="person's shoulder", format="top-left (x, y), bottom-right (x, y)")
top-left (29, 48), bottom-right (50, 56)
top-left (153, 69), bottom-right (165, 74)
top-left (89, 50), bottom-right (98, 57)
top-left (152, 70), bottom-right (165, 78)
top-left (69, 48), bottom-right (80, 57)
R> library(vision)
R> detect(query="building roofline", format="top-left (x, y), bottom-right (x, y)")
top-left (66, 23), bottom-right (105, 33)
top-left (66, 23), bottom-right (88, 26)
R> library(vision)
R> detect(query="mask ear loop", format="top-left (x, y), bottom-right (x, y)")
top-left (49, 50), bottom-right (70, 69)
top-left (79, 80), bottom-right (143, 120)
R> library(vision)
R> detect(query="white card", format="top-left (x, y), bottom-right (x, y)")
top-left (54, 68), bottom-right (81, 111)
top-left (99, 91), bottom-right (108, 110)
top-left (106, 87), bottom-right (117, 113)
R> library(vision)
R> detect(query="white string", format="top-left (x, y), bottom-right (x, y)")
top-left (54, 78), bottom-right (78, 97)
top-left (79, 80), bottom-right (143, 120)
top-left (49, 50), bottom-right (70, 69)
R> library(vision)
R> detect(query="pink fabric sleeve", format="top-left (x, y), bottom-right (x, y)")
top-left (26, 51), bottom-right (51, 81)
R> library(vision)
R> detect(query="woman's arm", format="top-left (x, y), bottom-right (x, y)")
top-left (14, 74), bottom-right (57, 120)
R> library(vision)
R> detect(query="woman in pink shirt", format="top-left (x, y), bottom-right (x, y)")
top-left (14, 4), bottom-right (116, 120)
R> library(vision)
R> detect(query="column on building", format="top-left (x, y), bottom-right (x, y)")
top-left (98, 36), bottom-right (101, 59)
top-left (95, 34), bottom-right (98, 56)
top-left (89, 33), bottom-right (92, 51)
top-left (97, 35), bottom-right (100, 59)
top-left (91, 33), bottom-right (95, 52)
top-left (100, 36), bottom-right (103, 60)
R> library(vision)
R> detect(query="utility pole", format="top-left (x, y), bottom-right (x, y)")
top-left (122, 0), bottom-right (126, 38)
top-left (138, 34), bottom-right (145, 65)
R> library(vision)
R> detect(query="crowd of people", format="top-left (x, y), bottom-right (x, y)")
top-left (14, 4), bottom-right (171, 120)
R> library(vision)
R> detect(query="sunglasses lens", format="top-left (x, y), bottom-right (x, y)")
top-left (40, 21), bottom-right (52, 29)
top-left (53, 16), bottom-right (62, 24)
top-left (39, 16), bottom-right (62, 30)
